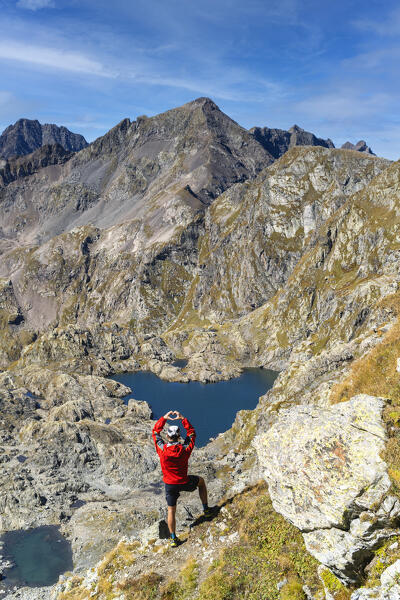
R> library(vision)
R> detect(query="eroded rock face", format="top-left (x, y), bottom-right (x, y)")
top-left (254, 395), bottom-right (400, 583)
top-left (0, 143), bottom-right (73, 187)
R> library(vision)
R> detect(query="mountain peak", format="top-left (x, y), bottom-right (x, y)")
top-left (250, 123), bottom-right (335, 159)
top-left (341, 140), bottom-right (376, 155)
top-left (189, 96), bottom-right (219, 108)
top-left (289, 124), bottom-right (304, 132)
top-left (0, 118), bottom-right (88, 160)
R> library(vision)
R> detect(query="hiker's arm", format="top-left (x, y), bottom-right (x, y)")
top-left (181, 416), bottom-right (196, 452)
top-left (152, 416), bottom-right (167, 452)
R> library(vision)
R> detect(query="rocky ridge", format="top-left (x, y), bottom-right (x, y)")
top-left (0, 119), bottom-right (88, 160)
top-left (341, 140), bottom-right (376, 155)
top-left (250, 123), bottom-right (335, 159)
top-left (0, 99), bottom-right (399, 599)
top-left (0, 144), bottom-right (73, 187)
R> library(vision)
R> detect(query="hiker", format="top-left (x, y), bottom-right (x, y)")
top-left (152, 410), bottom-right (211, 547)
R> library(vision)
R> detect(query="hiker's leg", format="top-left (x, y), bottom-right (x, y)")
top-left (167, 505), bottom-right (176, 535)
top-left (198, 476), bottom-right (208, 505)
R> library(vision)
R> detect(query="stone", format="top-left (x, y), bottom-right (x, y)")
top-left (351, 560), bottom-right (400, 600)
top-left (139, 519), bottom-right (170, 544)
top-left (254, 395), bottom-right (400, 583)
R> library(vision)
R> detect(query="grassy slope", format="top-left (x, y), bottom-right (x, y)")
top-left (57, 483), bottom-right (325, 600)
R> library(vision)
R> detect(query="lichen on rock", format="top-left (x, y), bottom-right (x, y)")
top-left (254, 394), bottom-right (400, 584)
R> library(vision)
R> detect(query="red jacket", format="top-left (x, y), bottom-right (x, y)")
top-left (152, 416), bottom-right (196, 484)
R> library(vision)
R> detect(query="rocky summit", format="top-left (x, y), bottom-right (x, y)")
top-left (250, 123), bottom-right (335, 159)
top-left (0, 98), bottom-right (400, 600)
top-left (0, 118), bottom-right (88, 160)
top-left (341, 140), bottom-right (376, 155)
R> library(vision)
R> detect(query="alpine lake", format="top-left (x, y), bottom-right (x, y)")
top-left (0, 367), bottom-right (277, 591)
top-left (112, 366), bottom-right (278, 446)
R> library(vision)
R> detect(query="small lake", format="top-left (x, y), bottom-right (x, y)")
top-left (0, 526), bottom-right (73, 589)
top-left (111, 368), bottom-right (278, 446)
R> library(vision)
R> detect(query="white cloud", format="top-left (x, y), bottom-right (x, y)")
top-left (0, 41), bottom-right (112, 77)
top-left (296, 91), bottom-right (391, 122)
top-left (16, 0), bottom-right (54, 10)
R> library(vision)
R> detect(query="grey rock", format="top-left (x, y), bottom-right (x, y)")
top-left (254, 395), bottom-right (400, 583)
top-left (0, 143), bottom-right (73, 187)
top-left (139, 519), bottom-right (170, 544)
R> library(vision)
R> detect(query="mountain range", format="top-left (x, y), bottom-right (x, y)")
top-left (0, 97), bottom-right (398, 600)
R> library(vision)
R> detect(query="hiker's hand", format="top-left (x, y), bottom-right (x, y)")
top-left (175, 412), bottom-right (184, 420)
top-left (163, 410), bottom-right (175, 419)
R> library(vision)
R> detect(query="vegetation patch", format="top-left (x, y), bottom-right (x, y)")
top-left (198, 483), bottom-right (322, 600)
top-left (331, 318), bottom-right (400, 497)
top-left (363, 536), bottom-right (400, 588)
top-left (320, 567), bottom-right (351, 600)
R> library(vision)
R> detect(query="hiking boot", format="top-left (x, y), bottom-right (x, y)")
top-left (203, 507), bottom-right (213, 518)
top-left (170, 536), bottom-right (180, 548)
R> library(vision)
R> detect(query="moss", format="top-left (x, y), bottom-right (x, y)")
top-left (280, 578), bottom-right (307, 600)
top-left (320, 568), bottom-right (351, 600)
top-left (363, 536), bottom-right (400, 588)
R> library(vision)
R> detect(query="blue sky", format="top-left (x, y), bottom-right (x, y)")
top-left (0, 0), bottom-right (399, 158)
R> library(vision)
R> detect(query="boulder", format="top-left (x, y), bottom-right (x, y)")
top-left (254, 395), bottom-right (400, 583)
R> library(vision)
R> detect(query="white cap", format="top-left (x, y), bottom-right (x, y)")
top-left (167, 425), bottom-right (180, 438)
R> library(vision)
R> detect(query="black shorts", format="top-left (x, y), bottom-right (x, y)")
top-left (165, 475), bottom-right (200, 507)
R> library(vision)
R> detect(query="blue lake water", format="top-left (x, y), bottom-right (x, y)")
top-left (1, 526), bottom-right (73, 588)
top-left (111, 368), bottom-right (278, 446)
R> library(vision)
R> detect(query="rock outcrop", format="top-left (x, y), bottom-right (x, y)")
top-left (0, 118), bottom-right (88, 159)
top-left (254, 395), bottom-right (400, 584)
top-left (351, 559), bottom-right (400, 599)
top-left (0, 143), bottom-right (73, 187)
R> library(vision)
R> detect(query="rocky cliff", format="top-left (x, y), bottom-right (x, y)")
top-left (0, 118), bottom-right (88, 159)
top-left (250, 123), bottom-right (335, 158)
top-left (0, 143), bottom-right (73, 187)
top-left (0, 98), bottom-right (399, 600)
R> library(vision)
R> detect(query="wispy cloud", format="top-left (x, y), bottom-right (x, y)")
top-left (129, 72), bottom-right (284, 103)
top-left (16, 0), bottom-right (54, 10)
top-left (354, 7), bottom-right (400, 37)
top-left (296, 90), bottom-right (391, 122)
top-left (0, 41), bottom-right (112, 76)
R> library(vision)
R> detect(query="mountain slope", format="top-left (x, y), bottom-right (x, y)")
top-left (0, 98), bottom-right (273, 256)
top-left (1, 102), bottom-right (400, 599)
top-left (165, 147), bottom-right (390, 327)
